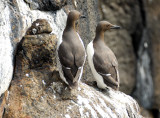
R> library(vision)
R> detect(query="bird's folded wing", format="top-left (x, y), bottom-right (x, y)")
top-left (62, 65), bottom-right (74, 82)
top-left (97, 72), bottom-right (118, 86)
top-left (93, 55), bottom-right (118, 86)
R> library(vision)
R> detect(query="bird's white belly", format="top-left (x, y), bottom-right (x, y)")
top-left (87, 41), bottom-right (107, 89)
top-left (76, 33), bottom-right (86, 81)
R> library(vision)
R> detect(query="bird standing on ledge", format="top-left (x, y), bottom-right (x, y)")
top-left (87, 21), bottom-right (120, 90)
top-left (57, 10), bottom-right (86, 89)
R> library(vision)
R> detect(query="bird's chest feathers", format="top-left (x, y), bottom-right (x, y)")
top-left (93, 41), bottom-right (112, 65)
top-left (94, 41), bottom-right (107, 56)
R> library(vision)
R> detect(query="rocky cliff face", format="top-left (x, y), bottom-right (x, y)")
top-left (1, 14), bottom-right (142, 117)
top-left (145, 0), bottom-right (160, 109)
top-left (4, 38), bottom-right (142, 117)
top-left (2, 0), bottom-right (158, 117)
top-left (0, 0), bottom-right (67, 96)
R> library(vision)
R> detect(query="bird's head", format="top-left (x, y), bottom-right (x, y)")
top-left (68, 10), bottom-right (86, 22)
top-left (96, 21), bottom-right (120, 32)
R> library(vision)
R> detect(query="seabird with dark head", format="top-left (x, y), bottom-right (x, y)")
top-left (87, 21), bottom-right (120, 90)
top-left (57, 10), bottom-right (86, 89)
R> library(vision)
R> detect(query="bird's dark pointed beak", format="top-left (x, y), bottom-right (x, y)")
top-left (110, 25), bottom-right (121, 29)
top-left (80, 15), bottom-right (86, 19)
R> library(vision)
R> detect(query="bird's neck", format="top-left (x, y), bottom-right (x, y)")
top-left (65, 18), bottom-right (76, 30)
top-left (95, 30), bottom-right (105, 41)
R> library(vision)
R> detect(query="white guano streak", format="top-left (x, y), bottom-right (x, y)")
top-left (77, 95), bottom-right (97, 118)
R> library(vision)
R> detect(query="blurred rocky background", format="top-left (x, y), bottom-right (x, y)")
top-left (0, 0), bottom-right (160, 117)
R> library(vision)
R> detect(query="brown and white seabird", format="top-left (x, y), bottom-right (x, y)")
top-left (57, 10), bottom-right (86, 89)
top-left (87, 21), bottom-right (120, 90)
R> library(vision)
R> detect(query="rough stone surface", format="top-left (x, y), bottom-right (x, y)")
top-left (0, 0), bottom-right (148, 117)
top-left (5, 80), bottom-right (142, 118)
top-left (3, 28), bottom-right (142, 117)
top-left (20, 19), bottom-right (57, 69)
top-left (140, 107), bottom-right (154, 118)
top-left (98, 1), bottom-right (142, 94)
top-left (0, 0), bottom-right (67, 96)
top-left (21, 34), bottom-right (57, 69)
top-left (132, 29), bottom-right (153, 109)
top-left (0, 0), bottom-right (23, 96)
top-left (0, 0), bottom-right (143, 98)
top-left (145, 0), bottom-right (160, 109)
top-left (0, 10), bottom-right (143, 117)
top-left (24, 0), bottom-right (67, 11)
top-left (0, 92), bottom-right (7, 118)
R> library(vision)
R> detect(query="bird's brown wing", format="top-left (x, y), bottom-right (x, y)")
top-left (58, 41), bottom-right (75, 86)
top-left (93, 50), bottom-right (119, 88)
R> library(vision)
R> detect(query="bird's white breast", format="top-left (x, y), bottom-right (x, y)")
top-left (76, 33), bottom-right (86, 81)
top-left (87, 41), bottom-right (107, 89)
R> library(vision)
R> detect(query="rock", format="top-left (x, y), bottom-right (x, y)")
top-left (0, 0), bottom-right (144, 117)
top-left (0, 0), bottom-right (23, 96)
top-left (145, 0), bottom-right (160, 109)
top-left (0, 0), bottom-right (67, 96)
top-left (20, 18), bottom-right (57, 69)
top-left (3, 33), bottom-right (142, 117)
top-left (0, 92), bottom-right (8, 118)
top-left (22, 19), bottom-right (56, 69)
top-left (26, 19), bottom-right (52, 35)
top-left (140, 107), bottom-right (154, 118)
top-left (24, 0), bottom-right (67, 11)
top-left (4, 80), bottom-right (143, 117)
top-left (132, 29), bottom-right (153, 108)
top-left (2, 14), bottom-right (142, 117)
top-left (21, 34), bottom-right (57, 69)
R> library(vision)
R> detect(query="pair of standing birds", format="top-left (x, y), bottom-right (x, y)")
top-left (57, 10), bottom-right (120, 90)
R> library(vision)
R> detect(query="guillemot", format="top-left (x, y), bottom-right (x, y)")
top-left (57, 10), bottom-right (86, 89)
top-left (87, 21), bottom-right (120, 90)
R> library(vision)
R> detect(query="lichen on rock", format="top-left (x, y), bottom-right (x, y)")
top-left (19, 19), bottom-right (57, 69)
